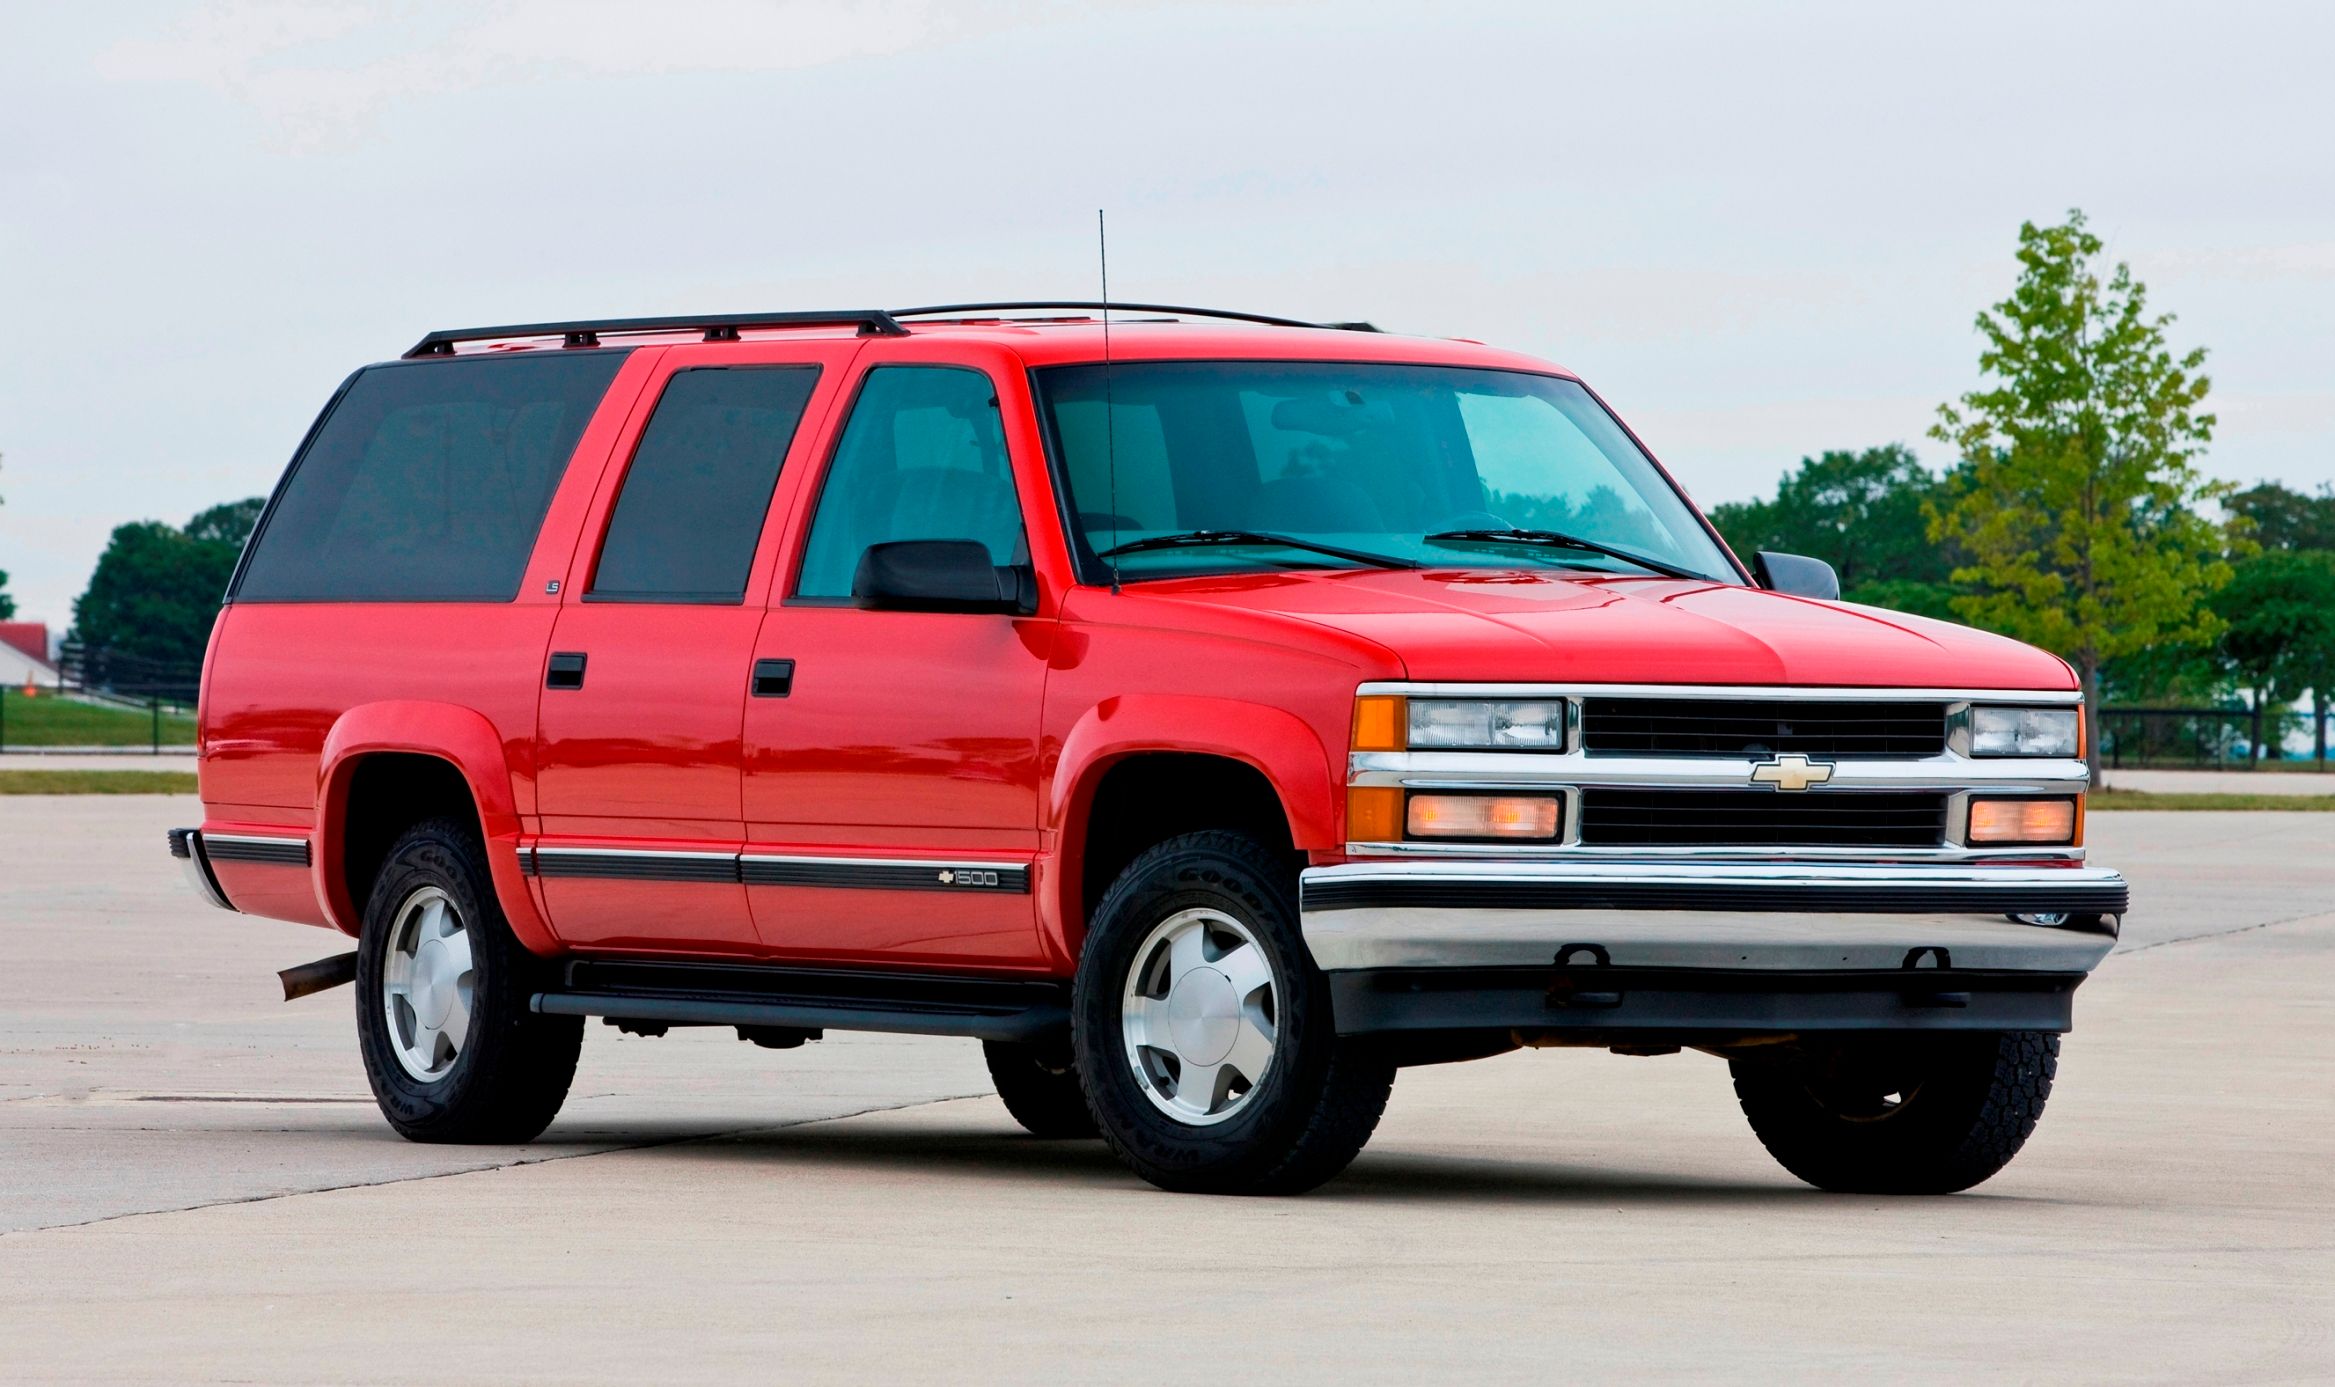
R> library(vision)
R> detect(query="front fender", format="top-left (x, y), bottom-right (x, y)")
top-left (314, 701), bottom-right (552, 953)
top-left (1043, 694), bottom-right (1342, 961)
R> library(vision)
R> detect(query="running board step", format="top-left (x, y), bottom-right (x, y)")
top-left (530, 959), bottom-right (1069, 1044)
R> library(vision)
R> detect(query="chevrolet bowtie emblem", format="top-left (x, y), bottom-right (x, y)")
top-left (1750, 753), bottom-right (1836, 792)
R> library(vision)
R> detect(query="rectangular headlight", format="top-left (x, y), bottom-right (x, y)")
top-left (1970, 706), bottom-right (2080, 758)
top-left (1407, 699), bottom-right (1567, 751)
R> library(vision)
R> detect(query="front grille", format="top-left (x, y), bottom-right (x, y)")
top-left (1577, 789), bottom-right (1947, 848)
top-left (1580, 697), bottom-right (1947, 759)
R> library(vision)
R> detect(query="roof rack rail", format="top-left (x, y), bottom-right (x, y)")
top-left (404, 309), bottom-right (908, 358)
top-left (888, 302), bottom-right (1380, 333)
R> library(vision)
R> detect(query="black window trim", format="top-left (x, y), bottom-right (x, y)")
top-left (227, 348), bottom-right (636, 605)
top-left (580, 362), bottom-right (824, 607)
top-left (781, 360), bottom-right (1031, 608)
top-left (1024, 358), bottom-right (1752, 589)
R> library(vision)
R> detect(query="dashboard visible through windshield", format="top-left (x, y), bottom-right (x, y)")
top-left (1032, 361), bottom-right (1739, 584)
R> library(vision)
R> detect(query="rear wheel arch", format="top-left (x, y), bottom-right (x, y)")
top-left (316, 703), bottom-right (547, 951)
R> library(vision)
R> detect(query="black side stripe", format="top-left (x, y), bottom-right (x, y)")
top-left (522, 849), bottom-right (1030, 895)
top-left (530, 851), bottom-right (738, 883)
top-left (741, 859), bottom-right (1030, 894)
top-left (204, 836), bottom-right (311, 868)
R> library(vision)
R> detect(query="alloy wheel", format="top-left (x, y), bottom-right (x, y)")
top-left (1120, 907), bottom-right (1279, 1126)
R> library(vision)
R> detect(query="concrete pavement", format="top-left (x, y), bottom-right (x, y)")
top-left (2, 796), bottom-right (2330, 1383)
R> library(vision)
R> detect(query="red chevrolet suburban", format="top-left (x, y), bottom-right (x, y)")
top-left (170, 303), bottom-right (2125, 1195)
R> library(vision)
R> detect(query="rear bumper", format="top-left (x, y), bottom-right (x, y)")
top-left (165, 828), bottom-right (233, 912)
top-left (1301, 860), bottom-right (2123, 1036)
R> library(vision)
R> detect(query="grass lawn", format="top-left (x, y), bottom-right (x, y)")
top-left (2107, 759), bottom-right (2333, 773)
top-left (0, 688), bottom-right (196, 748)
top-left (2090, 789), bottom-right (2335, 812)
top-left (0, 769), bottom-right (199, 794)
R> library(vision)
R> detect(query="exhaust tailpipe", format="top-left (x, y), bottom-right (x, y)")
top-left (279, 951), bottom-right (359, 1001)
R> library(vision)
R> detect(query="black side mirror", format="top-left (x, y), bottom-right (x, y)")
top-left (852, 540), bottom-right (1033, 615)
top-left (1753, 551), bottom-right (1840, 601)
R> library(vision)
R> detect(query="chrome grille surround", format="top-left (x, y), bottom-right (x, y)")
top-left (1348, 682), bottom-right (2088, 863)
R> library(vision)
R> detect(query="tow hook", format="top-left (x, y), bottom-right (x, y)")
top-left (1900, 946), bottom-right (1970, 1008)
top-left (278, 951), bottom-right (359, 1001)
top-left (1545, 943), bottom-right (1622, 1010)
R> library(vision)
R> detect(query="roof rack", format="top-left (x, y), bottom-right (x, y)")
top-left (889, 302), bottom-right (1380, 332)
top-left (404, 309), bottom-right (907, 358)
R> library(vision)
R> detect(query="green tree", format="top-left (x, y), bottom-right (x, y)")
top-left (2226, 481), bottom-right (2335, 552)
top-left (183, 497), bottom-right (267, 547)
top-left (69, 499), bottom-right (265, 683)
top-left (1707, 446), bottom-right (1962, 617)
top-left (2211, 549), bottom-right (2335, 763)
top-left (1928, 210), bottom-right (2235, 779)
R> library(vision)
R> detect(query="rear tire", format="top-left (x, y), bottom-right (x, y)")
top-left (1073, 831), bottom-right (1394, 1195)
top-left (354, 818), bottom-right (582, 1144)
top-left (983, 1039), bottom-right (1097, 1138)
top-left (1730, 1030), bottom-right (2059, 1194)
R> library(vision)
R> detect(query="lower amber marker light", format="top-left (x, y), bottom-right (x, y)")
top-left (1406, 794), bottom-right (1561, 840)
top-left (1967, 797), bottom-right (2079, 845)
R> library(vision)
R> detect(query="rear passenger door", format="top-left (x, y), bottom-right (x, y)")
top-left (532, 342), bottom-right (860, 952)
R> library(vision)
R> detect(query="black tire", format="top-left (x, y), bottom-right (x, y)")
top-left (982, 1039), bottom-right (1098, 1138)
top-left (1072, 831), bottom-right (1394, 1195)
top-left (1729, 1030), bottom-right (2059, 1194)
top-left (354, 818), bottom-right (582, 1144)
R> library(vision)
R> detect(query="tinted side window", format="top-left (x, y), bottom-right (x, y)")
top-left (588, 367), bottom-right (820, 602)
top-left (796, 367), bottom-right (1023, 599)
top-left (237, 353), bottom-right (625, 601)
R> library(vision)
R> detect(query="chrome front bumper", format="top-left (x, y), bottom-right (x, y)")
top-left (1299, 861), bottom-right (2125, 974)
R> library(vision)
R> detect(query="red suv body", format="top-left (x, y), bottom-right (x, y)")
top-left (172, 305), bottom-right (2125, 1194)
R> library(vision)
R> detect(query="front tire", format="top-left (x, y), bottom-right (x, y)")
top-left (1729, 1030), bottom-right (2059, 1194)
top-left (355, 818), bottom-right (582, 1144)
top-left (1073, 831), bottom-right (1394, 1195)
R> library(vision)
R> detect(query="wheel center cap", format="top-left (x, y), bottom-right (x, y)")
top-left (1167, 968), bottom-right (1239, 1065)
top-left (413, 936), bottom-right (454, 1029)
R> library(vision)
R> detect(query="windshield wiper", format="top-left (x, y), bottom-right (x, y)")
top-left (1420, 527), bottom-right (1705, 581)
top-left (1097, 529), bottom-right (1420, 570)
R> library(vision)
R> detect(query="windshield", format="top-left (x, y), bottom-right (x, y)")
top-left (1033, 361), bottom-right (1738, 584)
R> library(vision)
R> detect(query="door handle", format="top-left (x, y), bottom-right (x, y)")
top-left (752, 658), bottom-right (794, 698)
top-left (547, 652), bottom-right (588, 690)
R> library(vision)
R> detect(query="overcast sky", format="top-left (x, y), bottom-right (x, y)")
top-left (3, 1), bottom-right (2331, 627)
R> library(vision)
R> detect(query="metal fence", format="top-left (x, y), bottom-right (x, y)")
top-left (2099, 707), bottom-right (2331, 769)
top-left (0, 643), bottom-right (200, 754)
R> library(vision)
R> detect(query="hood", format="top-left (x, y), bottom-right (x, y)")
top-left (1131, 568), bottom-right (2075, 690)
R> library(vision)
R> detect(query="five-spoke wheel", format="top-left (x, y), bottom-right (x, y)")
top-left (355, 818), bottom-right (581, 1144)
top-left (1074, 830), bottom-right (1394, 1194)
top-left (1120, 907), bottom-right (1279, 1125)
top-left (380, 886), bottom-right (476, 1082)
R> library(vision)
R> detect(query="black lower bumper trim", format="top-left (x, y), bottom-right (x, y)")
top-left (1327, 964), bottom-right (2086, 1036)
top-left (532, 958), bottom-right (1069, 1044)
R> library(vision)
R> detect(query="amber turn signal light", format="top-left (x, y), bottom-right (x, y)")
top-left (1968, 797), bottom-right (2080, 846)
top-left (1352, 695), bottom-right (1406, 752)
top-left (1405, 793), bottom-right (1561, 840)
top-left (1346, 786), bottom-right (1403, 842)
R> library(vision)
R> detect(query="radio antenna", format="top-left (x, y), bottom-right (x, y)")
top-left (1098, 208), bottom-right (1122, 595)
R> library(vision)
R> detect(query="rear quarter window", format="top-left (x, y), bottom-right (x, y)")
top-left (235, 353), bottom-right (626, 602)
